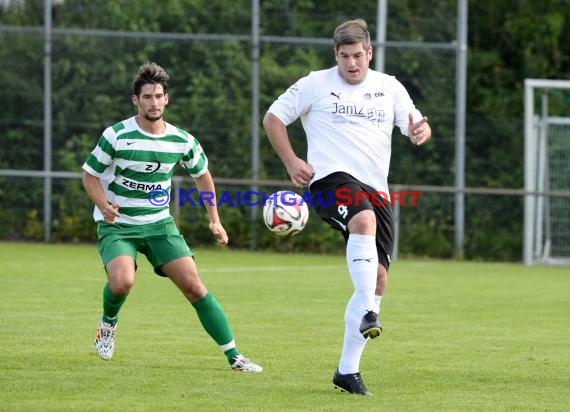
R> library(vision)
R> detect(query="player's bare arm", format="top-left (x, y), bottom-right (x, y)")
top-left (407, 113), bottom-right (432, 146)
top-left (82, 171), bottom-right (120, 224)
top-left (263, 112), bottom-right (315, 187)
top-left (194, 170), bottom-right (228, 245)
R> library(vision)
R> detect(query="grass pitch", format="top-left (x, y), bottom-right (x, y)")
top-left (0, 242), bottom-right (569, 411)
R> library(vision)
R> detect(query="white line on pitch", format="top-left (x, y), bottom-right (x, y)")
top-left (200, 265), bottom-right (344, 273)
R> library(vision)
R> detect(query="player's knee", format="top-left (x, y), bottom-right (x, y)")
top-left (106, 269), bottom-right (135, 296)
top-left (107, 278), bottom-right (133, 296)
top-left (347, 210), bottom-right (376, 234)
top-left (184, 284), bottom-right (208, 303)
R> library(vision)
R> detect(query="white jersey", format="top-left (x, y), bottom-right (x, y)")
top-left (267, 67), bottom-right (423, 195)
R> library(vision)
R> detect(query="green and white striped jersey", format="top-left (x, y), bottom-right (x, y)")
top-left (82, 116), bottom-right (208, 225)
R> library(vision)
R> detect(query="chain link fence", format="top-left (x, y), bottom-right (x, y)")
top-left (1, 1), bottom-right (529, 261)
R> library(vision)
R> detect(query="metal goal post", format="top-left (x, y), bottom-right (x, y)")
top-left (523, 78), bottom-right (570, 266)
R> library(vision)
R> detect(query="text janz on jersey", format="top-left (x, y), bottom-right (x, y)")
top-left (331, 103), bottom-right (365, 116)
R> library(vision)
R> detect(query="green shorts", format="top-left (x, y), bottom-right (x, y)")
top-left (96, 216), bottom-right (194, 277)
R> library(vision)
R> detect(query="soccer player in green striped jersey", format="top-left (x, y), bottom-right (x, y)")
top-left (82, 62), bottom-right (262, 372)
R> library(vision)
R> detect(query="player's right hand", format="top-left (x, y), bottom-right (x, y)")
top-left (286, 157), bottom-right (315, 188)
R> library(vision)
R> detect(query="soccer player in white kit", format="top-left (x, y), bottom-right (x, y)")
top-left (263, 18), bottom-right (431, 395)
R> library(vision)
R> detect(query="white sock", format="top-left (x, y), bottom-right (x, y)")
top-left (338, 292), bottom-right (367, 374)
top-left (346, 234), bottom-right (377, 313)
top-left (338, 234), bottom-right (378, 374)
top-left (375, 295), bottom-right (382, 314)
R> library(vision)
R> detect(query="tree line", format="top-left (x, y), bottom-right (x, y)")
top-left (1, 0), bottom-right (569, 261)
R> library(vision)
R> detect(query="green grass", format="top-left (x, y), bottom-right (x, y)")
top-left (1, 242), bottom-right (569, 411)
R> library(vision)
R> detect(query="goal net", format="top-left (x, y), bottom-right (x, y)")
top-left (524, 79), bottom-right (570, 266)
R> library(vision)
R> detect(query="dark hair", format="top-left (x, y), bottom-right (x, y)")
top-left (333, 18), bottom-right (371, 50)
top-left (131, 62), bottom-right (169, 96)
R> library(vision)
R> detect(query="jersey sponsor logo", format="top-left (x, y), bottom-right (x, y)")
top-left (353, 258), bottom-right (373, 262)
top-left (375, 91), bottom-right (385, 97)
top-left (120, 178), bottom-right (162, 192)
top-left (144, 161), bottom-right (161, 173)
top-left (332, 103), bottom-right (365, 116)
top-left (330, 91), bottom-right (341, 100)
top-left (331, 105), bottom-right (386, 127)
top-left (126, 141), bottom-right (135, 146)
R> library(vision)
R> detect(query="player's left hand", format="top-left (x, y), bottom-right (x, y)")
top-left (408, 113), bottom-right (432, 146)
top-left (209, 221), bottom-right (229, 246)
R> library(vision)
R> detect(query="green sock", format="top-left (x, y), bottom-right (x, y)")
top-left (192, 293), bottom-right (240, 362)
top-left (102, 283), bottom-right (126, 325)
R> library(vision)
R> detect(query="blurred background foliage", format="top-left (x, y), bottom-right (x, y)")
top-left (1, 0), bottom-right (569, 261)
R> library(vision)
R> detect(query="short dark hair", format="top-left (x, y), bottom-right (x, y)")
top-left (333, 18), bottom-right (371, 50)
top-left (131, 62), bottom-right (169, 96)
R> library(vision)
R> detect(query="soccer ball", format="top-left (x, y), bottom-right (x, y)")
top-left (263, 191), bottom-right (309, 236)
